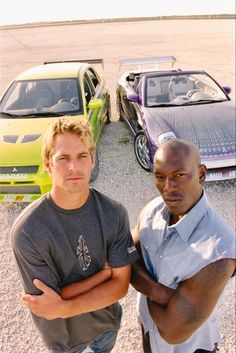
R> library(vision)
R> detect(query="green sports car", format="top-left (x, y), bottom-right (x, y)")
top-left (0, 59), bottom-right (111, 202)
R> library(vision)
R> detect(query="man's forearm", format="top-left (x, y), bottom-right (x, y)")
top-left (23, 265), bottom-right (131, 320)
top-left (147, 258), bottom-right (236, 344)
top-left (61, 267), bottom-right (112, 300)
top-left (147, 296), bottom-right (199, 344)
top-left (62, 275), bottom-right (129, 318)
top-left (131, 260), bottom-right (175, 306)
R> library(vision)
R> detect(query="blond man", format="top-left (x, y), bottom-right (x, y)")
top-left (11, 116), bottom-right (139, 353)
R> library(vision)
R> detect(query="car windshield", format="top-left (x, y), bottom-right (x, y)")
top-left (145, 72), bottom-right (229, 107)
top-left (0, 78), bottom-right (83, 118)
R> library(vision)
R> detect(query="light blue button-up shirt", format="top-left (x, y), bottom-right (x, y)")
top-left (137, 192), bottom-right (235, 353)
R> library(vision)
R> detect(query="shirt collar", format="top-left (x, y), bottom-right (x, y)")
top-left (161, 191), bottom-right (210, 242)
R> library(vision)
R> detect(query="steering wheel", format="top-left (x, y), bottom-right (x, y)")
top-left (58, 98), bottom-right (70, 103)
top-left (186, 89), bottom-right (201, 98)
top-left (70, 97), bottom-right (79, 106)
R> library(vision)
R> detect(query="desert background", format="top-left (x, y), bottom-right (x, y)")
top-left (0, 17), bottom-right (235, 352)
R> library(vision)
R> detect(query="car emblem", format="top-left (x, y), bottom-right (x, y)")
top-left (12, 167), bottom-right (18, 172)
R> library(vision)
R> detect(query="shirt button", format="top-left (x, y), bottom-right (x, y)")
top-left (160, 255), bottom-right (163, 258)
top-left (162, 274), bottom-right (166, 277)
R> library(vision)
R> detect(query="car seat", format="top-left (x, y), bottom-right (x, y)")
top-left (169, 76), bottom-right (195, 100)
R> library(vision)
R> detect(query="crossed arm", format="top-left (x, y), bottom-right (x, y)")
top-left (60, 263), bottom-right (112, 299)
top-left (23, 264), bottom-right (131, 320)
top-left (131, 219), bottom-right (175, 307)
top-left (131, 246), bottom-right (175, 306)
top-left (131, 220), bottom-right (236, 344)
top-left (146, 257), bottom-right (235, 344)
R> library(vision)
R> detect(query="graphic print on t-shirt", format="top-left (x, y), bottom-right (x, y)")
top-left (76, 235), bottom-right (91, 271)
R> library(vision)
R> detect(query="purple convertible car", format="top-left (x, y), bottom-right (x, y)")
top-left (116, 56), bottom-right (235, 181)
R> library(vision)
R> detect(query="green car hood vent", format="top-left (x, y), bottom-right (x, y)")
top-left (3, 134), bottom-right (41, 143)
top-left (3, 135), bottom-right (19, 143)
top-left (21, 134), bottom-right (41, 143)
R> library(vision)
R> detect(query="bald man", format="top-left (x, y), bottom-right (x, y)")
top-left (131, 139), bottom-right (235, 353)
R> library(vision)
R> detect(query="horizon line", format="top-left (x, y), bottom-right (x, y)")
top-left (1, 13), bottom-right (235, 30)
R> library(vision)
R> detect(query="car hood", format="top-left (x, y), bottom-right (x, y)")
top-left (144, 100), bottom-right (235, 159)
top-left (0, 117), bottom-right (59, 165)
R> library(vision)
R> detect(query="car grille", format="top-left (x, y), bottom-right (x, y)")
top-left (0, 166), bottom-right (39, 174)
top-left (0, 185), bottom-right (41, 194)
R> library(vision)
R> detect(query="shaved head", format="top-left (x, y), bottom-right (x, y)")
top-left (155, 139), bottom-right (201, 167)
top-left (153, 139), bottom-right (207, 223)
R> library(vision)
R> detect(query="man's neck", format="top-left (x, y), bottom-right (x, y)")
top-left (50, 187), bottom-right (90, 210)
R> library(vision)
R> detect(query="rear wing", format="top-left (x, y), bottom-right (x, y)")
top-left (119, 56), bottom-right (176, 71)
top-left (44, 59), bottom-right (104, 69)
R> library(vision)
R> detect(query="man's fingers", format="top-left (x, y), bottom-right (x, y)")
top-left (22, 293), bottom-right (33, 303)
top-left (33, 279), bottom-right (51, 293)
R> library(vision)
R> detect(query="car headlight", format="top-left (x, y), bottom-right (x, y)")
top-left (157, 131), bottom-right (176, 145)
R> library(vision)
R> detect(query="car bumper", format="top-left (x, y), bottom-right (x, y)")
top-left (0, 167), bottom-right (51, 202)
top-left (205, 166), bottom-right (236, 182)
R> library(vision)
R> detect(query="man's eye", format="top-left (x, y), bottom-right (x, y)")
top-left (175, 173), bottom-right (185, 178)
top-left (78, 154), bottom-right (89, 159)
top-left (155, 175), bottom-right (165, 182)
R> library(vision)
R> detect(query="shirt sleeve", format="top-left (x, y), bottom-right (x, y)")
top-left (107, 204), bottom-right (139, 268)
top-left (11, 227), bottom-right (61, 295)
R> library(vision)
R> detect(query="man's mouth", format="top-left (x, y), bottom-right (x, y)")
top-left (65, 175), bottom-right (84, 181)
top-left (164, 196), bottom-right (183, 205)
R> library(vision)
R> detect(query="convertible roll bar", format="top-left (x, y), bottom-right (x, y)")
top-left (119, 56), bottom-right (176, 70)
top-left (44, 59), bottom-right (104, 68)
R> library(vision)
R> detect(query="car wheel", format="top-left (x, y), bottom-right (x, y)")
top-left (90, 151), bottom-right (99, 182)
top-left (106, 97), bottom-right (111, 124)
top-left (134, 131), bottom-right (151, 171)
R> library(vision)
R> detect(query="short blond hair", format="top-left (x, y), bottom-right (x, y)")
top-left (42, 116), bottom-right (95, 160)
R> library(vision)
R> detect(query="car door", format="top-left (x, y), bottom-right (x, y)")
top-left (121, 77), bottom-right (140, 132)
top-left (84, 69), bottom-right (107, 143)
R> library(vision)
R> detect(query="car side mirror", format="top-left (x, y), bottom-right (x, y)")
top-left (88, 98), bottom-right (103, 110)
top-left (223, 86), bottom-right (231, 95)
top-left (127, 92), bottom-right (141, 103)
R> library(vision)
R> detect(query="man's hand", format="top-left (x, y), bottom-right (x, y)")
top-left (149, 282), bottom-right (175, 306)
top-left (23, 279), bottom-right (67, 320)
top-left (23, 265), bottom-right (131, 319)
top-left (131, 259), bottom-right (175, 306)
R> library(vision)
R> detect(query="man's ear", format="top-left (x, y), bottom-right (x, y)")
top-left (91, 151), bottom-right (96, 168)
top-left (199, 164), bottom-right (207, 184)
top-left (44, 158), bottom-right (52, 176)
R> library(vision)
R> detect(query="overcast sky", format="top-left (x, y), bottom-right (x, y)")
top-left (1, 0), bottom-right (235, 25)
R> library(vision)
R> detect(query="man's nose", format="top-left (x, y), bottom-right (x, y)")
top-left (68, 159), bottom-right (80, 171)
top-left (164, 177), bottom-right (177, 192)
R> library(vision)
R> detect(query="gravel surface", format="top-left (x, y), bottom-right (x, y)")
top-left (0, 18), bottom-right (235, 353)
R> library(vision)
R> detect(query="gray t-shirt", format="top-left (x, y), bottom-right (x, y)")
top-left (11, 188), bottom-right (139, 353)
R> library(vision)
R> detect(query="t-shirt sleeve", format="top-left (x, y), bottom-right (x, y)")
top-left (107, 204), bottom-right (139, 268)
top-left (11, 226), bottom-right (60, 295)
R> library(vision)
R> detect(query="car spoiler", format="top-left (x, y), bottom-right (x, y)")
top-left (44, 59), bottom-right (104, 68)
top-left (119, 56), bottom-right (176, 70)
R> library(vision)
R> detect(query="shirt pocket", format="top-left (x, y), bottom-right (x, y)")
top-left (140, 238), bottom-right (158, 278)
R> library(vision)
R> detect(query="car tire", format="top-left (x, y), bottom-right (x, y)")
top-left (134, 131), bottom-right (151, 171)
top-left (106, 97), bottom-right (111, 124)
top-left (90, 151), bottom-right (99, 182)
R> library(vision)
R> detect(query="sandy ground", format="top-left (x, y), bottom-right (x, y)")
top-left (0, 18), bottom-right (235, 353)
